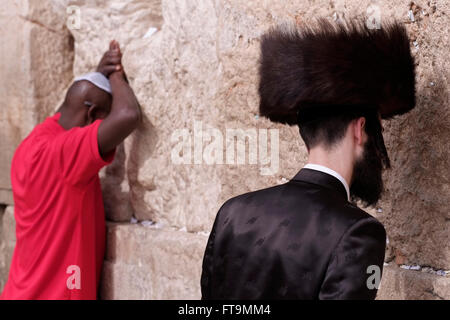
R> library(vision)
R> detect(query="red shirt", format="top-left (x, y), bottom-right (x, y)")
top-left (1, 113), bottom-right (114, 300)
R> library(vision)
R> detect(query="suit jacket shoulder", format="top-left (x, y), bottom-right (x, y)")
top-left (201, 169), bottom-right (387, 299)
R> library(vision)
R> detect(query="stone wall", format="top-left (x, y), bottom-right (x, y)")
top-left (0, 0), bottom-right (449, 299)
top-left (0, 0), bottom-right (74, 205)
top-left (0, 207), bottom-right (16, 292)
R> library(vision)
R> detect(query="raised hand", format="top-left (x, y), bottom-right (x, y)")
top-left (96, 40), bottom-right (123, 78)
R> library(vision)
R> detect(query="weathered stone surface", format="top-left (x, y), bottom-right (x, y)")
top-left (0, 0), bottom-right (74, 206)
top-left (0, 190), bottom-right (14, 208)
top-left (0, 206), bottom-right (16, 292)
top-left (100, 222), bottom-right (207, 299)
top-left (100, 144), bottom-right (134, 222)
top-left (0, 206), bottom-right (5, 292)
top-left (61, 0), bottom-right (450, 271)
top-left (54, 0), bottom-right (164, 222)
top-left (90, 0), bottom-right (450, 296)
top-left (0, 0), bottom-right (449, 299)
top-left (375, 0), bottom-right (450, 271)
top-left (377, 264), bottom-right (450, 300)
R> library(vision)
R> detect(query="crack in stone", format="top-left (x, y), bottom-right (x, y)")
top-left (18, 15), bottom-right (64, 35)
top-left (424, 289), bottom-right (445, 300)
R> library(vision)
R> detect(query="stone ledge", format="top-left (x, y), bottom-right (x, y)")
top-left (2, 206), bottom-right (15, 243)
top-left (103, 222), bottom-right (450, 300)
top-left (0, 189), bottom-right (13, 207)
top-left (377, 263), bottom-right (450, 300)
top-left (0, 206), bottom-right (15, 292)
top-left (2, 209), bottom-right (450, 299)
top-left (101, 222), bottom-right (208, 299)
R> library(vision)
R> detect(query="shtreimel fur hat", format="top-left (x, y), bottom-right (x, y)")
top-left (258, 19), bottom-right (416, 125)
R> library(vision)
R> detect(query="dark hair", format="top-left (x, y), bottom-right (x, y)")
top-left (298, 103), bottom-right (391, 168)
top-left (298, 112), bottom-right (359, 150)
top-left (297, 103), bottom-right (371, 149)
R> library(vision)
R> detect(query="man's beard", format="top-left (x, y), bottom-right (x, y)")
top-left (350, 131), bottom-right (389, 207)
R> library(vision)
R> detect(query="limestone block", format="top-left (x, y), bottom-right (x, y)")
top-left (377, 264), bottom-right (450, 300)
top-left (376, 0), bottom-right (450, 269)
top-left (0, 190), bottom-right (14, 208)
top-left (58, 0), bottom-right (163, 222)
top-left (2, 207), bottom-right (16, 244)
top-left (0, 0), bottom-right (74, 205)
top-left (0, 206), bottom-right (16, 292)
top-left (0, 206), bottom-right (5, 291)
top-left (100, 144), bottom-right (134, 222)
top-left (100, 222), bottom-right (207, 299)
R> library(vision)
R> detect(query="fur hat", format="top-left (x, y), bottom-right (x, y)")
top-left (258, 19), bottom-right (416, 125)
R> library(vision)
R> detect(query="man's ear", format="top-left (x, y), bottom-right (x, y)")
top-left (87, 104), bottom-right (100, 125)
top-left (354, 117), bottom-right (366, 146)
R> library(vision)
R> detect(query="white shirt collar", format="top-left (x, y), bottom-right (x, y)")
top-left (303, 163), bottom-right (350, 202)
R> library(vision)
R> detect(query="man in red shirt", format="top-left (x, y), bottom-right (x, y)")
top-left (1, 40), bottom-right (141, 299)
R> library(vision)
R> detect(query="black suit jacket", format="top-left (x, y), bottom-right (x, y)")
top-left (201, 168), bottom-right (387, 299)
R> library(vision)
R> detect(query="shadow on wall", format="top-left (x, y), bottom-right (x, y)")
top-left (101, 143), bottom-right (133, 222)
top-left (101, 113), bottom-right (159, 223)
top-left (381, 69), bottom-right (450, 284)
top-left (127, 114), bottom-right (159, 220)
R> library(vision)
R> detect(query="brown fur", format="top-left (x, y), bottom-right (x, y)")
top-left (258, 19), bottom-right (416, 125)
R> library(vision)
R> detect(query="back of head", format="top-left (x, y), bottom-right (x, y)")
top-left (60, 81), bottom-right (91, 110)
top-left (59, 78), bottom-right (112, 128)
top-left (257, 18), bottom-right (416, 168)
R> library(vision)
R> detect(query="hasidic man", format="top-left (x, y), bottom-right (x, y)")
top-left (1, 40), bottom-right (141, 299)
top-left (201, 20), bottom-right (416, 299)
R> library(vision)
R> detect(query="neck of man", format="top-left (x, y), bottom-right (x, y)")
top-left (307, 142), bottom-right (354, 189)
top-left (56, 103), bottom-right (85, 130)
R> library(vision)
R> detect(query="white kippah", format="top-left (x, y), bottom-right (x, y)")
top-left (74, 72), bottom-right (112, 94)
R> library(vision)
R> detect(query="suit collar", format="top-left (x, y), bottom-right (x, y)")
top-left (291, 168), bottom-right (349, 202)
top-left (303, 164), bottom-right (350, 201)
